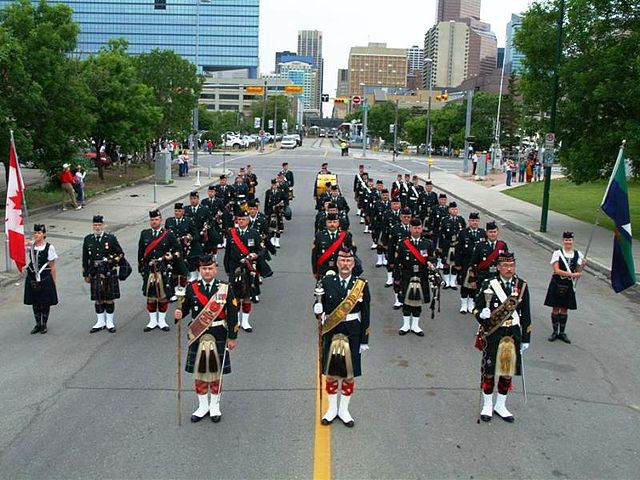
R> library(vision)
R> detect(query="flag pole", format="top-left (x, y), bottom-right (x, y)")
top-left (10, 131), bottom-right (31, 232)
top-left (574, 208), bottom-right (601, 290)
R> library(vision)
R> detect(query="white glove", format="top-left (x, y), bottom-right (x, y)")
top-left (520, 343), bottom-right (529, 353)
top-left (313, 303), bottom-right (323, 315)
top-left (359, 344), bottom-right (369, 354)
top-left (479, 307), bottom-right (491, 320)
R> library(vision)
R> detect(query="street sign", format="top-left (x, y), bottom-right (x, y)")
top-left (352, 95), bottom-right (361, 105)
top-left (268, 119), bottom-right (274, 129)
top-left (284, 85), bottom-right (304, 94)
top-left (245, 86), bottom-right (264, 94)
top-left (543, 149), bottom-right (554, 167)
top-left (254, 117), bottom-right (261, 129)
top-left (545, 132), bottom-right (555, 149)
top-left (389, 124), bottom-right (395, 133)
top-left (361, 105), bottom-right (369, 111)
top-left (321, 94), bottom-right (329, 102)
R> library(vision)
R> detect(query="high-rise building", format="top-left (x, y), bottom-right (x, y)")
top-left (348, 42), bottom-right (407, 97)
top-left (497, 47), bottom-right (505, 69)
top-left (505, 14), bottom-right (524, 74)
top-left (336, 69), bottom-right (350, 97)
top-left (275, 50), bottom-right (297, 73)
top-left (0, 0), bottom-right (260, 77)
top-left (275, 52), bottom-right (314, 74)
top-left (297, 30), bottom-right (323, 109)
top-left (436, 0), bottom-right (480, 22)
top-left (277, 61), bottom-right (319, 114)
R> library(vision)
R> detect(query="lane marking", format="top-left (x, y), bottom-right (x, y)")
top-left (312, 373), bottom-right (331, 480)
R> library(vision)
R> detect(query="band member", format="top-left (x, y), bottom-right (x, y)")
top-left (245, 164), bottom-right (258, 201)
top-left (185, 191), bottom-right (220, 258)
top-left (361, 177), bottom-right (378, 233)
top-left (214, 175), bottom-right (234, 205)
top-left (24, 224), bottom-right (58, 334)
top-left (82, 215), bottom-right (126, 333)
top-left (393, 219), bottom-right (435, 336)
top-left (470, 221), bottom-right (508, 292)
top-left (174, 255), bottom-right (239, 423)
top-left (406, 175), bottom-right (424, 215)
top-left (438, 201), bottom-right (466, 289)
top-left (165, 203), bottom-right (202, 282)
top-left (329, 185), bottom-right (350, 214)
top-left (314, 163), bottom-right (331, 202)
top-left (387, 207), bottom-right (413, 308)
top-left (454, 212), bottom-right (485, 313)
top-left (312, 213), bottom-right (357, 279)
top-left (380, 196), bottom-right (402, 284)
top-left (138, 209), bottom-right (187, 332)
top-left (371, 188), bottom-right (391, 259)
top-left (313, 246), bottom-right (370, 427)
top-left (544, 232), bottom-right (586, 343)
top-left (418, 180), bottom-right (438, 234)
top-left (353, 165), bottom-right (367, 217)
top-left (264, 179), bottom-right (287, 248)
top-left (201, 185), bottom-right (225, 253)
top-left (223, 210), bottom-right (263, 332)
top-left (474, 252), bottom-right (531, 423)
top-left (279, 162), bottom-right (295, 200)
top-left (428, 194), bottom-right (449, 262)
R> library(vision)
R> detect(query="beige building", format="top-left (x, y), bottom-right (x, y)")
top-left (423, 18), bottom-right (497, 89)
top-left (436, 0), bottom-right (480, 22)
top-left (348, 42), bottom-right (407, 97)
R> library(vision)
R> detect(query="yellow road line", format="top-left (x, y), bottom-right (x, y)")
top-left (312, 375), bottom-right (331, 480)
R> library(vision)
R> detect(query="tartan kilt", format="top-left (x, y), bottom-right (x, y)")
top-left (141, 269), bottom-right (174, 300)
top-left (24, 270), bottom-right (58, 306)
top-left (481, 325), bottom-right (522, 377)
top-left (185, 325), bottom-right (230, 374)
top-left (90, 272), bottom-right (120, 301)
top-left (322, 320), bottom-right (362, 378)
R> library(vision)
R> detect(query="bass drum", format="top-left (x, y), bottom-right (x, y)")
top-left (315, 173), bottom-right (338, 198)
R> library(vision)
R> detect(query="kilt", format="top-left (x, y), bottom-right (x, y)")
top-left (141, 269), bottom-right (174, 300)
top-left (399, 273), bottom-right (431, 304)
top-left (24, 270), bottom-right (58, 306)
top-left (322, 320), bottom-right (363, 378)
top-left (544, 275), bottom-right (577, 309)
top-left (481, 325), bottom-right (522, 377)
top-left (90, 271), bottom-right (120, 301)
top-left (185, 325), bottom-right (230, 374)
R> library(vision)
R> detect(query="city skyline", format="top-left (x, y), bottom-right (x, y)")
top-left (260, 0), bottom-right (532, 102)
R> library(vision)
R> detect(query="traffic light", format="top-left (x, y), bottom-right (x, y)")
top-left (334, 97), bottom-right (349, 104)
top-left (321, 94), bottom-right (330, 102)
top-left (435, 90), bottom-right (449, 101)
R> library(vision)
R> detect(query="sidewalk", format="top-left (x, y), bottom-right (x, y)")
top-left (358, 149), bottom-right (637, 288)
top-left (0, 165), bottom-right (232, 287)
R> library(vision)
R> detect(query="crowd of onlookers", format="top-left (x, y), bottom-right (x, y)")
top-left (504, 149), bottom-right (543, 186)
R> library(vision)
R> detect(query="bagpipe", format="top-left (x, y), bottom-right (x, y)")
top-left (233, 253), bottom-right (258, 299)
top-left (427, 267), bottom-right (443, 319)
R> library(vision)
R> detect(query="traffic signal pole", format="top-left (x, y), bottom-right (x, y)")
top-left (540, 0), bottom-right (565, 232)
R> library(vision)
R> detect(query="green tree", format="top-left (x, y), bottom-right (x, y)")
top-left (0, 0), bottom-right (93, 180)
top-left (135, 49), bottom-right (202, 141)
top-left (501, 73), bottom-right (522, 152)
top-left (515, 0), bottom-right (640, 182)
top-left (82, 39), bottom-right (162, 178)
top-left (250, 95), bottom-right (294, 134)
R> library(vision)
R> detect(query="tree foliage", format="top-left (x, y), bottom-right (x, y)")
top-left (515, 0), bottom-right (640, 182)
top-left (249, 95), bottom-right (294, 134)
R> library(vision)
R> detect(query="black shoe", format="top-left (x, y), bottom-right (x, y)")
top-left (340, 417), bottom-right (355, 428)
top-left (450, 286), bottom-right (458, 291)
top-left (548, 332), bottom-right (558, 342)
top-left (107, 327), bottom-right (116, 333)
top-left (411, 330), bottom-right (425, 337)
top-left (375, 264), bottom-right (382, 268)
top-left (40, 325), bottom-right (48, 334)
top-left (398, 329), bottom-right (409, 336)
top-left (442, 285), bottom-right (450, 290)
top-left (321, 417), bottom-right (334, 426)
top-left (161, 326), bottom-right (170, 332)
top-left (494, 411), bottom-right (515, 423)
top-left (143, 326), bottom-right (158, 332)
top-left (30, 324), bottom-right (42, 334)
top-left (90, 327), bottom-right (104, 334)
top-left (242, 327), bottom-right (253, 333)
top-left (557, 333), bottom-right (571, 344)
top-left (211, 415), bottom-right (221, 423)
top-left (384, 283), bottom-right (393, 288)
top-left (190, 414), bottom-right (206, 423)
top-left (480, 415), bottom-right (492, 422)
top-left (392, 304), bottom-right (402, 310)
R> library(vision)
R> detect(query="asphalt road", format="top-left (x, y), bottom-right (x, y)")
top-left (0, 143), bottom-right (638, 479)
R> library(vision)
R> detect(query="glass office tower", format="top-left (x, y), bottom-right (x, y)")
top-left (0, 0), bottom-right (260, 77)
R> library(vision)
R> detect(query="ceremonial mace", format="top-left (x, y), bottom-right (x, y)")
top-left (476, 287), bottom-right (494, 424)
top-left (175, 280), bottom-right (186, 427)
top-left (314, 279), bottom-right (325, 420)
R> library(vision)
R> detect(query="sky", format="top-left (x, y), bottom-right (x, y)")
top-left (259, 0), bottom-right (533, 99)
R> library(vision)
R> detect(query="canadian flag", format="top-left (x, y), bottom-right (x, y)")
top-left (4, 133), bottom-right (26, 272)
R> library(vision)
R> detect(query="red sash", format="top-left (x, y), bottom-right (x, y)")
top-left (144, 230), bottom-right (169, 260)
top-left (478, 240), bottom-right (506, 270)
top-left (316, 231), bottom-right (347, 270)
top-left (230, 228), bottom-right (250, 256)
top-left (403, 238), bottom-right (427, 266)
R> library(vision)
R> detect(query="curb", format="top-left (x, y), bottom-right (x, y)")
top-left (420, 174), bottom-right (613, 281)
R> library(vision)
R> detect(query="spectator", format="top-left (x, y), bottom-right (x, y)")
top-left (505, 159), bottom-right (514, 186)
top-left (74, 164), bottom-right (86, 207)
top-left (471, 151), bottom-right (478, 175)
top-left (518, 157), bottom-right (526, 182)
top-left (60, 163), bottom-right (81, 211)
top-left (534, 156), bottom-right (542, 181)
top-left (207, 139), bottom-right (214, 154)
top-left (525, 158), bottom-right (534, 183)
top-left (181, 150), bottom-right (190, 176)
top-left (177, 151), bottom-right (185, 177)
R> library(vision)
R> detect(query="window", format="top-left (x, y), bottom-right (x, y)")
top-left (154, 0), bottom-right (166, 10)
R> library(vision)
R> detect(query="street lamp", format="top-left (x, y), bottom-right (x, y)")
top-left (425, 58), bottom-right (433, 178)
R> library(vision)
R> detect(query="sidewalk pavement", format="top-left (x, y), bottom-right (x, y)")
top-left (0, 165), bottom-right (232, 287)
top-left (359, 149), bottom-right (638, 289)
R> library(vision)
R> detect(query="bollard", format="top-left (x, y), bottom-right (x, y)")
top-left (194, 170), bottom-right (201, 187)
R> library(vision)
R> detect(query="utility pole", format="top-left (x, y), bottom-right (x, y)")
top-left (392, 99), bottom-right (399, 162)
top-left (362, 97), bottom-right (368, 158)
top-left (274, 100), bottom-right (278, 146)
top-left (425, 58), bottom-right (433, 178)
top-left (463, 89), bottom-right (474, 175)
top-left (261, 79), bottom-right (267, 130)
top-left (540, 0), bottom-right (565, 233)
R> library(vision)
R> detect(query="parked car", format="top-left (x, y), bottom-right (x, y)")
top-left (220, 134), bottom-right (244, 149)
top-left (82, 151), bottom-right (113, 167)
top-left (291, 133), bottom-right (302, 146)
top-left (281, 135), bottom-right (298, 149)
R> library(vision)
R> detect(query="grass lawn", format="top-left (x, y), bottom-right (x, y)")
top-left (504, 178), bottom-right (640, 239)
top-left (22, 164), bottom-right (154, 210)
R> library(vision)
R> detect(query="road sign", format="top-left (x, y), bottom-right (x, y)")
top-left (543, 149), bottom-right (554, 167)
top-left (268, 119), bottom-right (274, 129)
top-left (361, 105), bottom-right (369, 111)
top-left (352, 95), bottom-right (361, 105)
top-left (254, 117), bottom-right (261, 129)
top-left (245, 86), bottom-right (264, 94)
top-left (545, 132), bottom-right (555, 149)
top-left (284, 85), bottom-right (304, 94)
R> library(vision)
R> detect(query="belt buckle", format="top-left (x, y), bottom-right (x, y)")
top-left (413, 265), bottom-right (419, 273)
top-left (489, 266), bottom-right (497, 272)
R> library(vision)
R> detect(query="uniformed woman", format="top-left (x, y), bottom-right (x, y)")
top-left (24, 224), bottom-right (59, 334)
top-left (544, 231), bottom-right (586, 343)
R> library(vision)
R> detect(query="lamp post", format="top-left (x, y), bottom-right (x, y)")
top-left (392, 99), bottom-right (399, 162)
top-left (425, 58), bottom-right (433, 178)
top-left (540, 0), bottom-right (565, 233)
